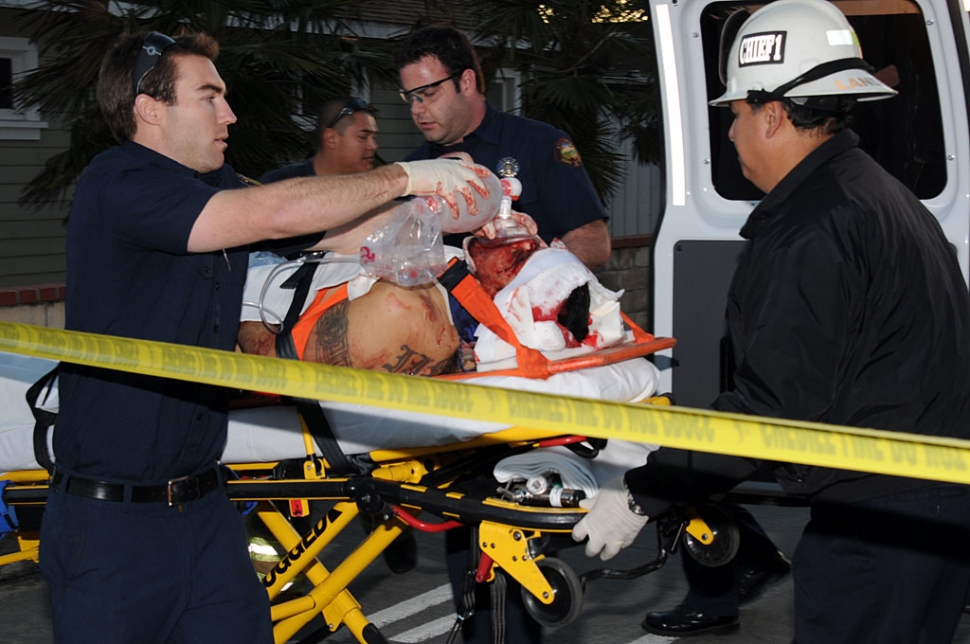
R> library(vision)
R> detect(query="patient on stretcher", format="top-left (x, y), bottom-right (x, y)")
top-left (226, 201), bottom-right (660, 480)
top-left (0, 194), bottom-right (660, 488)
top-left (237, 204), bottom-right (627, 378)
top-left (240, 275), bottom-right (461, 374)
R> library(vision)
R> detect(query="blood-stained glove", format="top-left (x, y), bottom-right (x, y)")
top-left (394, 159), bottom-right (501, 233)
top-left (572, 474), bottom-right (650, 561)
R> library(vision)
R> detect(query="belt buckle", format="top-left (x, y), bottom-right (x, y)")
top-left (167, 475), bottom-right (199, 506)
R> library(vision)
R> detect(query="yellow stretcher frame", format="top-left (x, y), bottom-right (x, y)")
top-left (235, 424), bottom-right (582, 642)
top-left (4, 417), bottom-right (691, 644)
top-left (0, 318), bottom-right (689, 642)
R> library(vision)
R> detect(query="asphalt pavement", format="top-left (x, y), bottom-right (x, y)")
top-left (3, 504), bottom-right (970, 643)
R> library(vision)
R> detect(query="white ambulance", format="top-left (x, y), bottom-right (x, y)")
top-left (648, 0), bottom-right (970, 406)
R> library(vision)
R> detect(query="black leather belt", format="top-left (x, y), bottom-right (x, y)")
top-left (51, 467), bottom-right (224, 506)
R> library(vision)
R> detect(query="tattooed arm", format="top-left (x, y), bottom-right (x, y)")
top-left (238, 280), bottom-right (460, 376)
top-left (307, 281), bottom-right (459, 375)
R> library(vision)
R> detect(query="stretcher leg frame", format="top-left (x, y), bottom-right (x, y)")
top-left (256, 497), bottom-right (402, 643)
top-left (276, 513), bottom-right (407, 642)
top-left (254, 455), bottom-right (429, 642)
top-left (0, 534), bottom-right (38, 566)
top-left (477, 521), bottom-right (555, 604)
top-left (1, 408), bottom-right (687, 644)
top-left (257, 500), bottom-right (357, 602)
top-left (256, 497), bottom-right (401, 642)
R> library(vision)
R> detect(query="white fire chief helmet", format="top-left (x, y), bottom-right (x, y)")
top-left (710, 0), bottom-right (896, 107)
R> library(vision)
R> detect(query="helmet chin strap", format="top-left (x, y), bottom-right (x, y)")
top-left (746, 57), bottom-right (876, 105)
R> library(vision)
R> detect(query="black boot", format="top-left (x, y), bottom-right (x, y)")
top-left (737, 550), bottom-right (792, 606)
top-left (642, 603), bottom-right (740, 636)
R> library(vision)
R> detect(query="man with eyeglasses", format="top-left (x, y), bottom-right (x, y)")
top-left (40, 30), bottom-right (495, 644)
top-left (392, 24), bottom-right (612, 644)
top-left (260, 96), bottom-right (379, 183)
top-left (394, 26), bottom-right (611, 270)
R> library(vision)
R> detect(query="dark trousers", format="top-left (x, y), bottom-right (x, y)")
top-left (40, 483), bottom-right (273, 644)
top-left (683, 503), bottom-right (781, 617)
top-left (793, 484), bottom-right (970, 644)
top-left (446, 526), bottom-right (543, 644)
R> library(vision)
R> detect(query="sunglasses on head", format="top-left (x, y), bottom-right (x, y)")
top-left (133, 32), bottom-right (177, 97)
top-left (325, 98), bottom-right (376, 129)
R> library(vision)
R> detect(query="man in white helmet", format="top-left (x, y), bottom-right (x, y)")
top-left (572, 0), bottom-right (970, 641)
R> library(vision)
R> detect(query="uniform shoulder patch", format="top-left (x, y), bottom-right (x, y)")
top-left (555, 138), bottom-right (583, 168)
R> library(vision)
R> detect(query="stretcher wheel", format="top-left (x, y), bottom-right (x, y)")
top-left (521, 557), bottom-right (583, 629)
top-left (683, 503), bottom-right (739, 567)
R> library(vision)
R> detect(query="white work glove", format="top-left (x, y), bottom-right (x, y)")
top-left (572, 474), bottom-right (650, 561)
top-left (394, 159), bottom-right (501, 233)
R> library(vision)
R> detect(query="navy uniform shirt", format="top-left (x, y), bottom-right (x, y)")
top-left (56, 141), bottom-right (249, 485)
top-left (259, 159), bottom-right (315, 184)
top-left (253, 160), bottom-right (324, 255)
top-left (406, 104), bottom-right (608, 246)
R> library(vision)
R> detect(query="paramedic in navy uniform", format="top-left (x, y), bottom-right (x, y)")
top-left (393, 25), bottom-right (611, 644)
top-left (394, 26), bottom-right (611, 270)
top-left (259, 96), bottom-right (379, 183)
top-left (41, 30), bottom-right (493, 644)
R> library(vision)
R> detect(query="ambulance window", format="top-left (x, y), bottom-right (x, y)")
top-left (703, 0), bottom-right (947, 201)
top-left (0, 59), bottom-right (11, 110)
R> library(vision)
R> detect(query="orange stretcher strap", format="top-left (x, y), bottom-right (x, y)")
top-left (438, 328), bottom-right (676, 381)
top-left (447, 269), bottom-right (552, 378)
top-left (289, 283), bottom-right (349, 361)
top-left (440, 260), bottom-right (676, 381)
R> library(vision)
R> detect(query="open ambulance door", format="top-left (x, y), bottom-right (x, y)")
top-left (647, 0), bottom-right (970, 407)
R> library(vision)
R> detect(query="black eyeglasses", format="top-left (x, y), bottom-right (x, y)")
top-left (133, 32), bottom-right (177, 97)
top-left (325, 98), bottom-right (375, 129)
top-left (398, 72), bottom-right (461, 105)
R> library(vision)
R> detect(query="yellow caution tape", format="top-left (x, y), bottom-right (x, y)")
top-left (2, 320), bottom-right (969, 486)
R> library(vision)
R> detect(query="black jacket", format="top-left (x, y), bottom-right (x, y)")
top-left (628, 129), bottom-right (970, 514)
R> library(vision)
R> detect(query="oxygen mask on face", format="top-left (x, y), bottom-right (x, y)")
top-left (476, 157), bottom-right (534, 247)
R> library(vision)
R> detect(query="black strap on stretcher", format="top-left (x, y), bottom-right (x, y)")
top-left (274, 255), bottom-right (356, 477)
top-left (437, 257), bottom-right (471, 291)
top-left (27, 364), bottom-right (59, 476)
top-left (446, 524), bottom-right (509, 644)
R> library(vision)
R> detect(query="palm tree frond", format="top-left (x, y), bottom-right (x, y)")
top-left (13, 0), bottom-right (393, 210)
